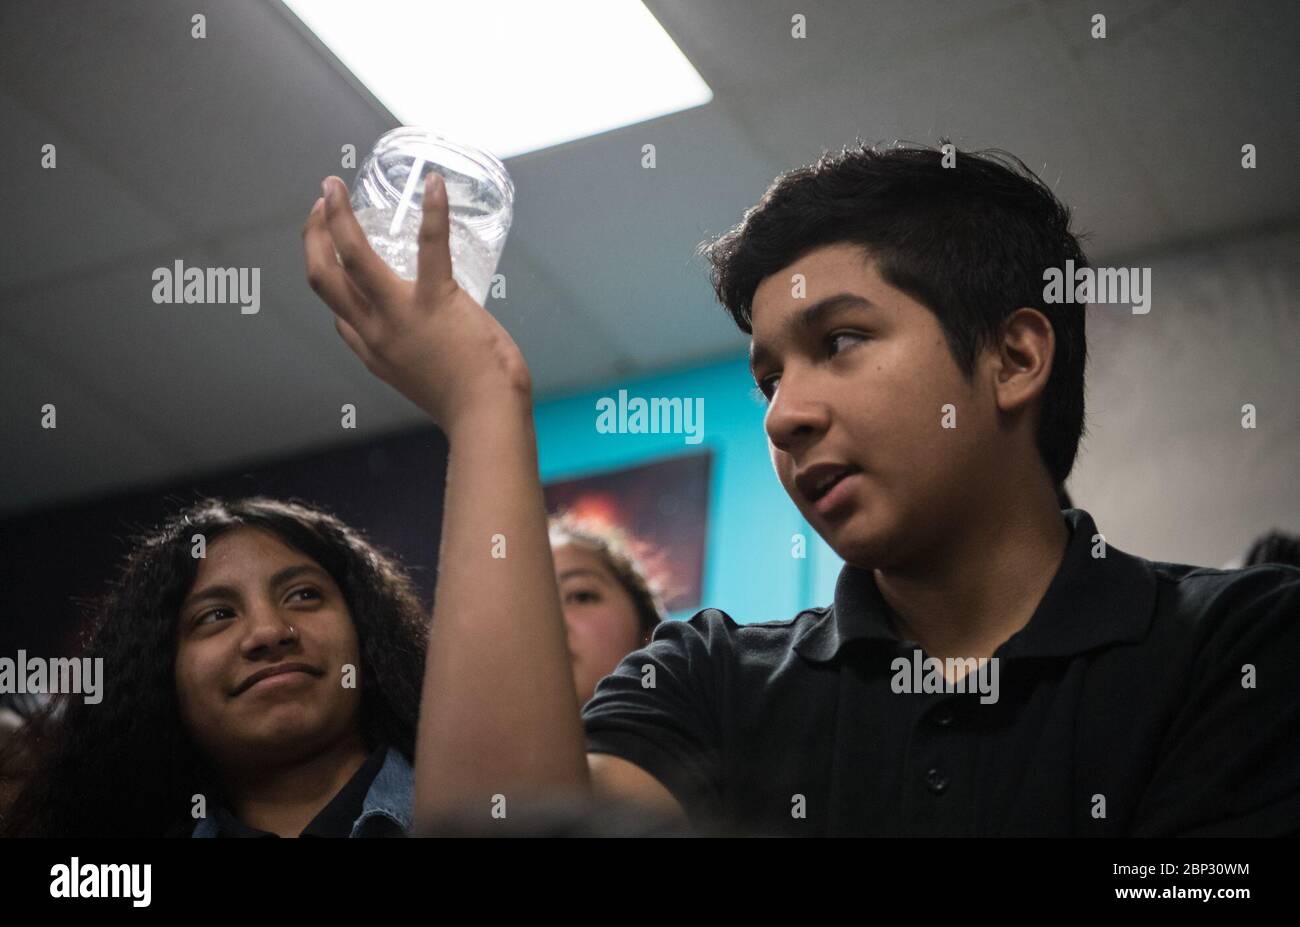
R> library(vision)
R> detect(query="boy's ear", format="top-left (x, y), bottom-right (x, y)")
top-left (992, 307), bottom-right (1055, 414)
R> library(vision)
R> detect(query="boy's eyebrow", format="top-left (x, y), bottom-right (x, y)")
top-left (748, 292), bottom-right (876, 377)
top-left (181, 563), bottom-right (327, 614)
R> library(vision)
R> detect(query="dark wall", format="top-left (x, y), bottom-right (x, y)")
top-left (0, 426), bottom-right (448, 657)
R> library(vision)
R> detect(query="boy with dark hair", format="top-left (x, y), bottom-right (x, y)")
top-left (303, 142), bottom-right (1300, 836)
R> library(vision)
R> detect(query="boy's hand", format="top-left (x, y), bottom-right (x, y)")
top-left (302, 173), bottom-right (531, 431)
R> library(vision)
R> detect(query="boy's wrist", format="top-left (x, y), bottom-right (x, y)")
top-left (441, 379), bottom-right (535, 438)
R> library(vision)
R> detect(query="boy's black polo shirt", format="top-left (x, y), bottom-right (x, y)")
top-left (582, 509), bottom-right (1300, 836)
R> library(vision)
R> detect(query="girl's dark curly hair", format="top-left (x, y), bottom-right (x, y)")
top-left (1, 497), bottom-right (429, 837)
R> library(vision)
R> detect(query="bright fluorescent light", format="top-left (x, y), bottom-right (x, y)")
top-left (280, 0), bottom-right (713, 160)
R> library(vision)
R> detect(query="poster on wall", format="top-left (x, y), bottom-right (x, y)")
top-left (543, 451), bottom-right (712, 614)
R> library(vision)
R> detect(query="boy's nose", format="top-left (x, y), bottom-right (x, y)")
top-left (765, 377), bottom-right (830, 454)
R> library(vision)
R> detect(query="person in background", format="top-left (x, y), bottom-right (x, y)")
top-left (425, 518), bottom-right (679, 836)
top-left (549, 513), bottom-right (667, 706)
top-left (1, 497), bottom-right (427, 838)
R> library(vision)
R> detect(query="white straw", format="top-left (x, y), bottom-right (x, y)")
top-left (389, 156), bottom-right (426, 237)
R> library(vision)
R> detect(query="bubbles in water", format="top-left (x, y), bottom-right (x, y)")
top-left (353, 206), bottom-right (420, 280)
top-left (353, 206), bottom-right (499, 306)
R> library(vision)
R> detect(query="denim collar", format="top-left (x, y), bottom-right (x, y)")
top-left (352, 746), bottom-right (414, 836)
top-left (794, 509), bottom-right (1157, 663)
top-left (192, 746), bottom-right (413, 838)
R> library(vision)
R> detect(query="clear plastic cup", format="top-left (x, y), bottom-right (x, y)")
top-left (350, 127), bottom-right (514, 305)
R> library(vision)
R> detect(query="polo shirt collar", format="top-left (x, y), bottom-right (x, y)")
top-left (794, 509), bottom-right (1157, 663)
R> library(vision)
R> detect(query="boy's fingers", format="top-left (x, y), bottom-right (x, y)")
top-left (320, 176), bottom-right (406, 310)
top-left (303, 198), bottom-right (376, 339)
top-left (416, 172), bottom-right (455, 293)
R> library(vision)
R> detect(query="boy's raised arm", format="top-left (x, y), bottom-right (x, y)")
top-left (417, 389), bottom-right (593, 822)
top-left (301, 174), bottom-right (588, 825)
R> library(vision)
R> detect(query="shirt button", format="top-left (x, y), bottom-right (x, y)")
top-left (925, 768), bottom-right (949, 794)
top-left (932, 705), bottom-right (956, 727)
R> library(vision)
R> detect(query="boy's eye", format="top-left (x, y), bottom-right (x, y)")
top-left (752, 375), bottom-right (780, 405)
top-left (750, 334), bottom-right (864, 406)
top-left (828, 331), bottom-right (866, 356)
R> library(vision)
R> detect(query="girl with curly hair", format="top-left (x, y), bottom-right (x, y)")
top-left (1, 497), bottom-right (428, 838)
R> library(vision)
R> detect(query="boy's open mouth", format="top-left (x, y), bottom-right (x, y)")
top-left (797, 463), bottom-right (861, 503)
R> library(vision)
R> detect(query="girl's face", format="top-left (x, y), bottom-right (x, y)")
top-left (174, 527), bottom-right (364, 774)
top-left (553, 543), bottom-right (649, 705)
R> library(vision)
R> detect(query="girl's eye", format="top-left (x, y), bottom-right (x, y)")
top-left (195, 607), bottom-right (234, 626)
top-left (191, 588), bottom-right (319, 628)
top-left (565, 589), bottom-right (600, 605)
